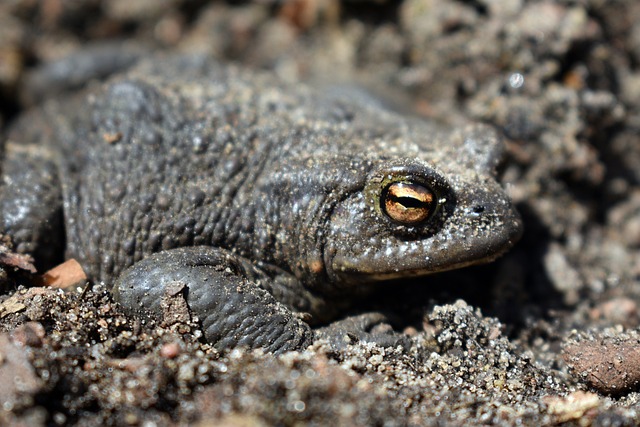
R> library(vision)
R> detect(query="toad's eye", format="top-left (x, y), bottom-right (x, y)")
top-left (381, 182), bottom-right (436, 225)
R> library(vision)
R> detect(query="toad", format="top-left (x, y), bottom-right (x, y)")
top-left (0, 56), bottom-right (522, 352)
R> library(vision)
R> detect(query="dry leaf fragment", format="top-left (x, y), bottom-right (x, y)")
top-left (38, 259), bottom-right (88, 289)
top-left (0, 294), bottom-right (27, 318)
top-left (0, 246), bottom-right (36, 273)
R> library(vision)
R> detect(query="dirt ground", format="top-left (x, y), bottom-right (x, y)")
top-left (1, 0), bottom-right (640, 425)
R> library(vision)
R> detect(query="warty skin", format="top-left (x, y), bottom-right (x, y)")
top-left (0, 55), bottom-right (522, 352)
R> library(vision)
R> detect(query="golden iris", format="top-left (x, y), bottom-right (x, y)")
top-left (382, 182), bottom-right (435, 224)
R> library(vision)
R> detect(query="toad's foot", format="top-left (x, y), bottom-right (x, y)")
top-left (315, 312), bottom-right (411, 350)
top-left (112, 247), bottom-right (313, 353)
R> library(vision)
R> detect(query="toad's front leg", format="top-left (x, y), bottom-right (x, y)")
top-left (112, 247), bottom-right (313, 353)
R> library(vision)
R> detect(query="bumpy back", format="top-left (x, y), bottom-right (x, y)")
top-left (57, 57), bottom-right (375, 283)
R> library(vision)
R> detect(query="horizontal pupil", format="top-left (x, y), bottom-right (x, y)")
top-left (382, 182), bottom-right (436, 224)
top-left (391, 195), bottom-right (428, 209)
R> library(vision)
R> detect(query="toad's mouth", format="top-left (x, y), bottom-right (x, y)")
top-left (357, 234), bottom-right (518, 282)
top-left (324, 210), bottom-right (523, 286)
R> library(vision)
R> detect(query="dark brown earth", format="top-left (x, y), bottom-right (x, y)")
top-left (1, 1), bottom-right (640, 425)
